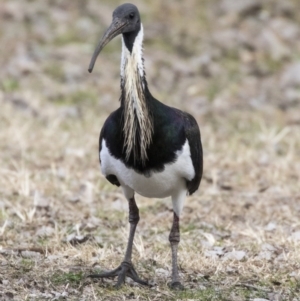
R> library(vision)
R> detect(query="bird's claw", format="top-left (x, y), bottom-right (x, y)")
top-left (168, 281), bottom-right (185, 290)
top-left (88, 261), bottom-right (148, 288)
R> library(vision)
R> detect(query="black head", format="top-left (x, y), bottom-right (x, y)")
top-left (88, 3), bottom-right (141, 73)
top-left (113, 3), bottom-right (140, 34)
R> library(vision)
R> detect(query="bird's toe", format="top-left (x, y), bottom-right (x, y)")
top-left (88, 261), bottom-right (148, 288)
top-left (168, 281), bottom-right (185, 290)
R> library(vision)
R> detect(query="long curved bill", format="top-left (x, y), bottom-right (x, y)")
top-left (88, 18), bottom-right (128, 73)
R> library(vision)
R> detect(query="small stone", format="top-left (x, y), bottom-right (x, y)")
top-left (290, 231), bottom-right (300, 242)
top-left (261, 243), bottom-right (277, 252)
top-left (33, 191), bottom-right (50, 208)
top-left (224, 250), bottom-right (246, 261)
top-left (59, 106), bottom-right (80, 118)
top-left (36, 226), bottom-right (55, 237)
top-left (5, 292), bottom-right (14, 299)
top-left (202, 232), bottom-right (216, 246)
top-left (289, 271), bottom-right (299, 277)
top-left (285, 89), bottom-right (300, 102)
top-left (28, 294), bottom-right (38, 299)
top-left (56, 167), bottom-right (67, 179)
top-left (65, 148), bottom-right (85, 158)
top-left (111, 199), bottom-right (127, 211)
top-left (80, 182), bottom-right (94, 204)
top-left (226, 266), bottom-right (237, 274)
top-left (256, 250), bottom-right (273, 261)
top-left (21, 250), bottom-right (42, 259)
top-left (205, 250), bottom-right (218, 259)
top-left (155, 268), bottom-right (169, 278)
top-left (258, 153), bottom-right (269, 166)
top-left (281, 63), bottom-right (300, 88)
top-left (265, 222), bottom-right (276, 232)
top-left (68, 195), bottom-right (80, 203)
top-left (46, 255), bottom-right (60, 261)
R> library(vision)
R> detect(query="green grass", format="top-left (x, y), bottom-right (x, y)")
top-left (1, 78), bottom-right (19, 92)
top-left (44, 63), bottom-right (65, 81)
top-left (54, 90), bottom-right (98, 105)
top-left (51, 271), bottom-right (84, 286)
top-left (20, 259), bottom-right (35, 273)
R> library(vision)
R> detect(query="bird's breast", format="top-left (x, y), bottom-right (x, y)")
top-left (100, 139), bottom-right (195, 198)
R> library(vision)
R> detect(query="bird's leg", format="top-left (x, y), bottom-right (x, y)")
top-left (168, 212), bottom-right (184, 290)
top-left (123, 196), bottom-right (139, 262)
top-left (88, 196), bottom-right (148, 288)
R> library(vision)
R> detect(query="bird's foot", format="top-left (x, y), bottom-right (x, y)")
top-left (168, 281), bottom-right (185, 290)
top-left (88, 261), bottom-right (148, 289)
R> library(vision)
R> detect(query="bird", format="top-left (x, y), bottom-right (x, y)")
top-left (88, 3), bottom-right (203, 290)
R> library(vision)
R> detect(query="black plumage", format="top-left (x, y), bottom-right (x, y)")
top-left (100, 86), bottom-right (203, 188)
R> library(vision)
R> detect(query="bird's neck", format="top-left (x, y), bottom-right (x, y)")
top-left (120, 24), bottom-right (153, 165)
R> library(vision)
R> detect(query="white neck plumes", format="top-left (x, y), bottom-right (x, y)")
top-left (121, 24), bottom-right (145, 79)
top-left (121, 24), bottom-right (153, 165)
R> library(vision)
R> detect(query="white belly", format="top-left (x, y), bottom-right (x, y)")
top-left (100, 139), bottom-right (195, 199)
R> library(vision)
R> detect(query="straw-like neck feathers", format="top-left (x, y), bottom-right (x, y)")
top-left (120, 25), bottom-right (153, 165)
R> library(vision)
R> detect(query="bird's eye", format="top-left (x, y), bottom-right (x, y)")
top-left (129, 13), bottom-right (134, 19)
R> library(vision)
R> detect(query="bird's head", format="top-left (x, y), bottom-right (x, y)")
top-left (88, 3), bottom-right (141, 73)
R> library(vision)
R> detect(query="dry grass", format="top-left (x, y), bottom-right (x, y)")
top-left (1, 0), bottom-right (300, 300)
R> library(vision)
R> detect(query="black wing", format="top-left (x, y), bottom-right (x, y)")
top-left (99, 109), bottom-right (122, 187)
top-left (183, 112), bottom-right (203, 195)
